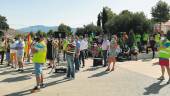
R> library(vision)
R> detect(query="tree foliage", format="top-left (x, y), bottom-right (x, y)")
top-left (104, 10), bottom-right (153, 36)
top-left (151, 0), bottom-right (170, 23)
top-left (0, 15), bottom-right (9, 30)
top-left (47, 29), bottom-right (54, 37)
top-left (36, 30), bottom-right (47, 38)
top-left (76, 23), bottom-right (102, 36)
top-left (0, 15), bottom-right (9, 37)
top-left (58, 24), bottom-right (72, 36)
top-left (97, 7), bottom-right (116, 34)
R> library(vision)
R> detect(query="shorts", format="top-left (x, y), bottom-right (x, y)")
top-left (17, 55), bottom-right (24, 62)
top-left (159, 58), bottom-right (169, 67)
top-left (34, 63), bottom-right (43, 76)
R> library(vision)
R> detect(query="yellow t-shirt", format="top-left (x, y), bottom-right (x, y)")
top-left (32, 41), bottom-right (47, 64)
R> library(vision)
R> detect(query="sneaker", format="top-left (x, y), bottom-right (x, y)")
top-left (17, 69), bottom-right (21, 71)
top-left (20, 69), bottom-right (24, 72)
top-left (105, 68), bottom-right (110, 72)
top-left (40, 83), bottom-right (46, 88)
top-left (31, 86), bottom-right (40, 93)
top-left (70, 77), bottom-right (75, 80)
top-left (157, 76), bottom-right (165, 81)
top-left (167, 79), bottom-right (170, 84)
top-left (64, 77), bottom-right (70, 79)
top-left (82, 65), bottom-right (85, 68)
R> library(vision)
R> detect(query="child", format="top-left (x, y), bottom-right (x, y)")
top-left (157, 31), bottom-right (170, 84)
top-left (106, 35), bottom-right (118, 71)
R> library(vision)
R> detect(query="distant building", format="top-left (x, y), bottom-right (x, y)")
top-left (154, 20), bottom-right (170, 34)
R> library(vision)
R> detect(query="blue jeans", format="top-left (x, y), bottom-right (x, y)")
top-left (66, 54), bottom-right (75, 78)
top-left (74, 56), bottom-right (80, 71)
top-left (79, 50), bottom-right (85, 66)
top-left (103, 50), bottom-right (108, 66)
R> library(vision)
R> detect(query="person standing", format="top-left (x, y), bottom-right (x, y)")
top-left (46, 38), bottom-right (56, 68)
top-left (135, 33), bottom-right (141, 53)
top-left (74, 36), bottom-right (80, 71)
top-left (106, 35), bottom-right (118, 71)
top-left (10, 39), bottom-right (17, 68)
top-left (0, 38), bottom-right (6, 65)
top-left (84, 36), bottom-right (88, 59)
top-left (146, 36), bottom-right (156, 59)
top-left (31, 34), bottom-right (47, 92)
top-left (63, 37), bottom-right (69, 61)
top-left (122, 32), bottom-right (128, 47)
top-left (143, 32), bottom-right (149, 50)
top-left (102, 36), bottom-right (110, 67)
top-left (16, 36), bottom-right (25, 72)
top-left (79, 36), bottom-right (86, 68)
top-left (157, 31), bottom-right (170, 84)
top-left (66, 36), bottom-right (76, 79)
top-left (155, 33), bottom-right (161, 50)
top-left (6, 38), bottom-right (10, 66)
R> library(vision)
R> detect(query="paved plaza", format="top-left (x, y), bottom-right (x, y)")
top-left (0, 53), bottom-right (170, 96)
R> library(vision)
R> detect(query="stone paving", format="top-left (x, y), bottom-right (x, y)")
top-left (0, 54), bottom-right (170, 96)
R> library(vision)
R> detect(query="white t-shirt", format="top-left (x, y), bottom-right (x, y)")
top-left (84, 39), bottom-right (88, 50)
top-left (80, 39), bottom-right (86, 51)
top-left (102, 40), bottom-right (110, 50)
top-left (16, 41), bottom-right (25, 56)
top-left (10, 42), bottom-right (17, 53)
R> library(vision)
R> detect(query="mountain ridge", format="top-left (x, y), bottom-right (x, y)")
top-left (18, 25), bottom-right (76, 33)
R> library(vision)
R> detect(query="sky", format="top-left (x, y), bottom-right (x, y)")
top-left (0, 0), bottom-right (170, 29)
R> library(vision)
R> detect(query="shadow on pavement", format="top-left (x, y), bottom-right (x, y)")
top-left (83, 66), bottom-right (103, 72)
top-left (141, 58), bottom-right (153, 62)
top-left (143, 80), bottom-right (168, 95)
top-left (152, 61), bottom-right (159, 66)
top-left (0, 70), bottom-right (17, 75)
top-left (0, 67), bottom-right (34, 75)
top-left (47, 73), bottom-right (66, 78)
top-left (1, 75), bottom-right (32, 82)
top-left (5, 78), bottom-right (71, 96)
top-left (46, 78), bottom-right (71, 87)
top-left (5, 89), bottom-right (32, 96)
top-left (88, 70), bottom-right (110, 78)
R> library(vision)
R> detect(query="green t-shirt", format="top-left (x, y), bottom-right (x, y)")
top-left (143, 33), bottom-right (149, 41)
top-left (136, 34), bottom-right (141, 42)
top-left (155, 34), bottom-right (160, 43)
top-left (63, 39), bottom-right (69, 51)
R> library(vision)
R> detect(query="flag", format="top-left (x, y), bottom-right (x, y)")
top-left (26, 33), bottom-right (32, 56)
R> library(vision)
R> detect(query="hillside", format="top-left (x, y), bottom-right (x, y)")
top-left (18, 25), bottom-right (77, 33)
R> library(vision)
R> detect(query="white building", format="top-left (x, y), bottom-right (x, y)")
top-left (154, 20), bottom-right (170, 34)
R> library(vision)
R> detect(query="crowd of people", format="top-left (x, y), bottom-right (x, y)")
top-left (0, 30), bottom-right (170, 92)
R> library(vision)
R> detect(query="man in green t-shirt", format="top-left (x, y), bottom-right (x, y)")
top-left (135, 34), bottom-right (141, 52)
top-left (63, 37), bottom-right (69, 61)
top-left (143, 33), bottom-right (149, 45)
top-left (31, 34), bottom-right (47, 93)
top-left (157, 31), bottom-right (170, 84)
